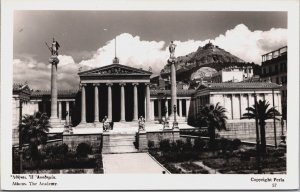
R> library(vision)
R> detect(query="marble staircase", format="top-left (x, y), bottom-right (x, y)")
top-left (102, 133), bottom-right (138, 154)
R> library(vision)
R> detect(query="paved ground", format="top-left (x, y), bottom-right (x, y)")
top-left (102, 153), bottom-right (169, 174)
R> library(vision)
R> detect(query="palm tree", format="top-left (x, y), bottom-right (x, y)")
top-left (20, 112), bottom-right (50, 169)
top-left (199, 102), bottom-right (228, 147)
top-left (242, 100), bottom-right (280, 154)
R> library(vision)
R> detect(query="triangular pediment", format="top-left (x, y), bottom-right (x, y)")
top-left (78, 64), bottom-right (152, 76)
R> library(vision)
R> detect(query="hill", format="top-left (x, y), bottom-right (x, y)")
top-left (160, 42), bottom-right (260, 81)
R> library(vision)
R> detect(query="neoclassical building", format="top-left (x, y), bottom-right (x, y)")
top-left (13, 61), bottom-right (285, 146)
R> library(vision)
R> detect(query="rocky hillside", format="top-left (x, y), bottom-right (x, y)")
top-left (161, 42), bottom-right (260, 81)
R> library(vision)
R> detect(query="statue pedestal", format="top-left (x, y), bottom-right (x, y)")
top-left (49, 117), bottom-right (64, 129)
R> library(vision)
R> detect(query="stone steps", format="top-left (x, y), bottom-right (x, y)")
top-left (102, 133), bottom-right (138, 154)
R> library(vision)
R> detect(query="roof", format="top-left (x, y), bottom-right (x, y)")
top-left (150, 89), bottom-right (195, 96)
top-left (197, 82), bottom-right (282, 91)
top-left (78, 63), bottom-right (152, 76)
top-left (13, 83), bottom-right (30, 92)
top-left (31, 89), bottom-right (78, 98)
top-left (13, 83), bottom-right (31, 100)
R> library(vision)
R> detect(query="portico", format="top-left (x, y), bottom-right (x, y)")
top-left (77, 63), bottom-right (152, 126)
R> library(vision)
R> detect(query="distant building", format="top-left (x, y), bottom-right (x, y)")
top-left (12, 83), bottom-right (32, 145)
top-left (260, 46), bottom-right (287, 119)
top-left (211, 66), bottom-right (253, 83)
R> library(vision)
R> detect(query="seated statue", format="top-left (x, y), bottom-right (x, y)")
top-left (138, 116), bottom-right (145, 131)
top-left (162, 116), bottom-right (169, 129)
top-left (102, 116), bottom-right (110, 131)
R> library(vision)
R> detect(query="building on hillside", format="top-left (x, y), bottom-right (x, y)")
top-left (211, 66), bottom-right (253, 83)
top-left (260, 46), bottom-right (287, 119)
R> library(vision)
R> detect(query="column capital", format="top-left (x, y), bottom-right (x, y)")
top-left (119, 82), bottom-right (126, 86)
top-left (132, 82), bottom-right (139, 86)
top-left (93, 83), bottom-right (100, 86)
top-left (80, 83), bottom-right (87, 88)
top-left (106, 83), bottom-right (113, 87)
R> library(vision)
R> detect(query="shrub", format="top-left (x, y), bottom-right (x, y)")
top-left (183, 138), bottom-right (193, 151)
top-left (148, 140), bottom-right (154, 149)
top-left (240, 152), bottom-right (251, 161)
top-left (57, 143), bottom-right (69, 157)
top-left (159, 139), bottom-right (171, 152)
top-left (76, 143), bottom-right (92, 158)
top-left (193, 138), bottom-right (206, 151)
top-left (173, 140), bottom-right (184, 152)
top-left (232, 139), bottom-right (242, 150)
top-left (219, 138), bottom-right (231, 151)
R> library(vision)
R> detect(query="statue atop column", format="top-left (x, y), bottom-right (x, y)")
top-left (46, 38), bottom-right (60, 56)
top-left (45, 38), bottom-right (60, 64)
top-left (168, 41), bottom-right (177, 59)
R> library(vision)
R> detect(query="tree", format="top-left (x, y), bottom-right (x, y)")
top-left (242, 100), bottom-right (280, 154)
top-left (199, 102), bottom-right (228, 147)
top-left (20, 112), bottom-right (50, 162)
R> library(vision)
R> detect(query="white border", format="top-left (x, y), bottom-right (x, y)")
top-left (1, 0), bottom-right (299, 190)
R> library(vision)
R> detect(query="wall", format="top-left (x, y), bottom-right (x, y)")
top-left (219, 120), bottom-right (286, 145)
top-left (12, 97), bottom-right (18, 145)
top-left (63, 134), bottom-right (102, 153)
top-left (209, 91), bottom-right (282, 120)
top-left (145, 130), bottom-right (180, 148)
top-left (23, 101), bottom-right (39, 116)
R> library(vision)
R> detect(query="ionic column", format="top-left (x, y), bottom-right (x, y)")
top-left (66, 101), bottom-right (70, 125)
top-left (186, 99), bottom-right (190, 119)
top-left (150, 99), bottom-right (154, 121)
top-left (179, 99), bottom-right (182, 117)
top-left (158, 99), bottom-right (162, 120)
top-left (43, 101), bottom-right (46, 113)
top-left (107, 83), bottom-right (113, 121)
top-left (58, 101), bottom-right (62, 121)
top-left (239, 94), bottom-right (242, 119)
top-left (50, 57), bottom-right (59, 122)
top-left (94, 84), bottom-right (100, 123)
top-left (80, 83), bottom-right (87, 124)
top-left (145, 83), bottom-right (151, 121)
top-left (133, 83), bottom-right (138, 121)
top-left (165, 99), bottom-right (169, 119)
top-left (170, 61), bottom-right (177, 116)
top-left (120, 83), bottom-right (126, 122)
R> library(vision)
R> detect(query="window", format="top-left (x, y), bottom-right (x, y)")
top-left (249, 68), bottom-right (252, 73)
top-left (281, 76), bottom-right (284, 84)
top-left (275, 64), bottom-right (278, 73)
top-left (276, 77), bottom-right (279, 84)
top-left (269, 66), bottom-right (272, 73)
top-left (280, 63), bottom-right (284, 72)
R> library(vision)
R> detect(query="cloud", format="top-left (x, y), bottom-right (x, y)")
top-left (212, 24), bottom-right (287, 64)
top-left (13, 55), bottom-right (80, 90)
top-left (79, 25), bottom-right (287, 75)
top-left (14, 24), bottom-right (287, 90)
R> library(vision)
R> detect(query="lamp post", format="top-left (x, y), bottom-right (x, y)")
top-left (272, 88), bottom-right (277, 148)
top-left (254, 91), bottom-right (262, 173)
top-left (18, 99), bottom-right (23, 174)
top-left (280, 118), bottom-right (286, 145)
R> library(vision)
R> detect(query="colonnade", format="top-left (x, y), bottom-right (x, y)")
top-left (79, 82), bottom-right (151, 123)
top-left (150, 98), bottom-right (191, 121)
top-left (193, 92), bottom-right (281, 120)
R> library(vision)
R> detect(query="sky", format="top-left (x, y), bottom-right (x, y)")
top-left (13, 11), bottom-right (287, 90)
